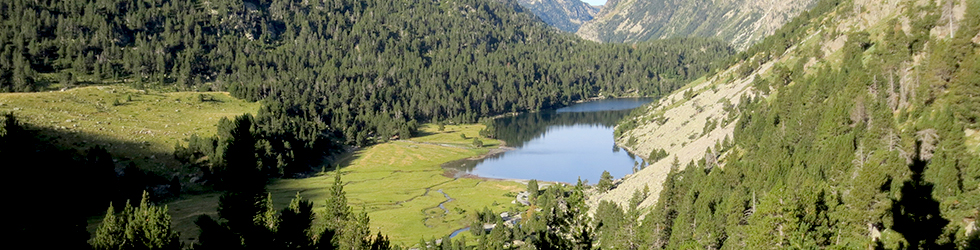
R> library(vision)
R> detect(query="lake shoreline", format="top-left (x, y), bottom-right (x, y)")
top-left (442, 97), bottom-right (654, 184)
top-left (440, 141), bottom-right (517, 180)
top-left (439, 139), bottom-right (576, 185)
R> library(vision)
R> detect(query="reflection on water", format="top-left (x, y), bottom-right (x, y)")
top-left (443, 98), bottom-right (653, 183)
top-left (555, 98), bottom-right (653, 113)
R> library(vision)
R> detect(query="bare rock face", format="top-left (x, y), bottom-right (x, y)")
top-left (516, 0), bottom-right (600, 32)
top-left (576, 0), bottom-right (818, 50)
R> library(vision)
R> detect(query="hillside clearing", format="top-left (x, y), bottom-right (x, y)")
top-left (0, 85), bottom-right (259, 176)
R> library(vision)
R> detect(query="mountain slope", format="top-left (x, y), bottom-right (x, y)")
top-left (599, 0), bottom-right (980, 248)
top-left (516, 0), bottom-right (600, 32)
top-left (577, 0), bottom-right (818, 50)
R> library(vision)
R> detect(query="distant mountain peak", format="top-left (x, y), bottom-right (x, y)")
top-left (577, 0), bottom-right (818, 50)
top-left (516, 0), bottom-right (600, 32)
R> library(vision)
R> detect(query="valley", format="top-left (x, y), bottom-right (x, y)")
top-left (161, 124), bottom-right (525, 246)
top-left (602, 0), bottom-right (980, 248)
top-left (2, 0), bottom-right (978, 249)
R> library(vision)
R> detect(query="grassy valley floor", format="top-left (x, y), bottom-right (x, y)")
top-left (0, 86), bottom-right (525, 247)
top-left (166, 124), bottom-right (525, 246)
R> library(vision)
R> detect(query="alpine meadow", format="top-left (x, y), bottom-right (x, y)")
top-left (1, 0), bottom-right (978, 249)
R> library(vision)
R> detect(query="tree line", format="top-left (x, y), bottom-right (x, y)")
top-left (2, 0), bottom-right (732, 248)
top-left (1, 113), bottom-right (184, 248)
top-left (1, 0), bottom-right (734, 176)
top-left (455, 1), bottom-right (980, 249)
top-left (599, 0), bottom-right (980, 249)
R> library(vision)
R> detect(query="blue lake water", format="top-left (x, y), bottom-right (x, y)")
top-left (443, 98), bottom-right (653, 184)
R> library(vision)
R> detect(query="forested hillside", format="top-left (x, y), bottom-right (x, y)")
top-left (0, 0), bottom-right (733, 174)
top-left (2, 0), bottom-right (737, 248)
top-left (606, 0), bottom-right (980, 248)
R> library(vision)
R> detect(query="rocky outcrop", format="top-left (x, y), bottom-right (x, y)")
top-left (517, 0), bottom-right (600, 32)
top-left (576, 0), bottom-right (818, 50)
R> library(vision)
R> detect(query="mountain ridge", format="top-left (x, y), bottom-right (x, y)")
top-left (516, 0), bottom-right (600, 32)
top-left (577, 0), bottom-right (819, 50)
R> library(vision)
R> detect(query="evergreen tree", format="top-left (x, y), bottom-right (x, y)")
top-left (278, 193), bottom-right (315, 249)
top-left (323, 172), bottom-right (352, 228)
top-left (597, 171), bottom-right (614, 192)
top-left (527, 179), bottom-right (539, 201)
top-left (92, 191), bottom-right (181, 250)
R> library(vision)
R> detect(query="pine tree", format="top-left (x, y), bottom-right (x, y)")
top-left (257, 193), bottom-right (278, 233)
top-left (745, 186), bottom-right (791, 249)
top-left (597, 171), bottom-right (614, 192)
top-left (93, 204), bottom-right (122, 249)
top-left (278, 193), bottom-right (315, 249)
top-left (323, 172), bottom-right (352, 227)
top-left (215, 114), bottom-right (260, 190)
top-left (92, 191), bottom-right (181, 250)
top-left (527, 179), bottom-right (539, 201)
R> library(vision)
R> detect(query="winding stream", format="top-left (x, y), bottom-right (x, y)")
top-left (435, 189), bottom-right (453, 213)
top-left (449, 227), bottom-right (470, 238)
top-left (422, 189), bottom-right (457, 229)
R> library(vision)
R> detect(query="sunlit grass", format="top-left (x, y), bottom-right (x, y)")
top-left (0, 85), bottom-right (259, 172)
top-left (166, 124), bottom-right (524, 246)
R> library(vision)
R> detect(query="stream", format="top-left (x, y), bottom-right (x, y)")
top-left (435, 189), bottom-right (453, 213)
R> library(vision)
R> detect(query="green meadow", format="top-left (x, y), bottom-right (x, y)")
top-left (1, 86), bottom-right (524, 246)
top-left (166, 124), bottom-right (525, 246)
top-left (0, 85), bottom-right (260, 174)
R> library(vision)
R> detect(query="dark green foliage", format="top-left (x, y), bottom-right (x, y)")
top-left (319, 172), bottom-right (381, 250)
top-left (1, 0), bottom-right (734, 177)
top-left (593, 200), bottom-right (625, 248)
top-left (323, 173), bottom-right (352, 229)
top-left (92, 191), bottom-right (181, 250)
top-left (3, 113), bottom-right (176, 248)
top-left (215, 190), bottom-right (267, 240)
top-left (946, 1), bottom-right (980, 129)
top-left (648, 148), bottom-right (668, 162)
top-left (596, 170), bottom-right (613, 192)
top-left (527, 179), bottom-right (539, 201)
top-left (195, 175), bottom-right (384, 249)
top-left (624, 1), bottom-right (980, 249)
top-left (448, 183), bottom-right (590, 250)
top-left (893, 157), bottom-right (950, 249)
top-left (278, 193), bottom-right (315, 249)
top-left (215, 114), bottom-right (261, 189)
top-left (177, 113), bottom-right (311, 185)
top-left (193, 215), bottom-right (242, 250)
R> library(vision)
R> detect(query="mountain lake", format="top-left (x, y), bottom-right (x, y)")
top-left (443, 97), bottom-right (654, 184)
